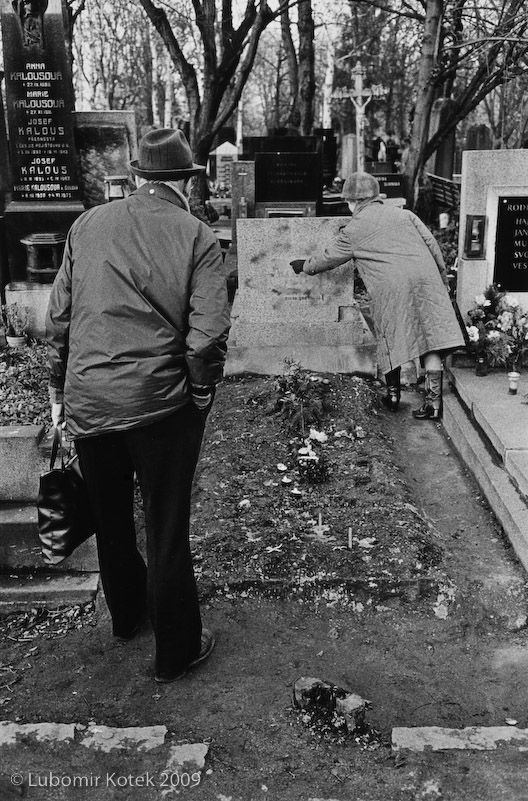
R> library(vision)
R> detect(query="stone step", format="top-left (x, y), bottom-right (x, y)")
top-left (0, 572), bottom-right (99, 612)
top-left (0, 503), bottom-right (99, 572)
top-left (225, 343), bottom-right (377, 376)
top-left (442, 392), bottom-right (528, 574)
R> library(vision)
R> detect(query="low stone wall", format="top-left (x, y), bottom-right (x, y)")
top-left (0, 424), bottom-right (47, 502)
top-left (5, 282), bottom-right (52, 339)
top-left (0, 424), bottom-right (100, 573)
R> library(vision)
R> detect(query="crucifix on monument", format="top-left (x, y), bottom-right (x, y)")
top-left (332, 61), bottom-right (387, 172)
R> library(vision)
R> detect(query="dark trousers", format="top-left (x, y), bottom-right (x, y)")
top-left (75, 404), bottom-right (207, 676)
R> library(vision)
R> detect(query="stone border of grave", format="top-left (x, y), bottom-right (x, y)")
top-left (0, 423), bottom-right (48, 503)
top-left (0, 423), bottom-right (100, 606)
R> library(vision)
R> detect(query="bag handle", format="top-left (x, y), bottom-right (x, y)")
top-left (49, 426), bottom-right (66, 471)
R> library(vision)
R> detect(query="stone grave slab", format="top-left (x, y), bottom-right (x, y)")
top-left (226, 217), bottom-right (377, 375)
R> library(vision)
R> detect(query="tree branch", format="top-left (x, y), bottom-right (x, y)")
top-left (137, 0), bottom-right (201, 127)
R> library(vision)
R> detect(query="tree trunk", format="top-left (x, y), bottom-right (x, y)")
top-left (403, 0), bottom-right (443, 208)
top-left (143, 27), bottom-right (154, 127)
top-left (150, 34), bottom-right (162, 127)
top-left (297, 0), bottom-right (315, 136)
top-left (163, 58), bottom-right (174, 127)
top-left (273, 40), bottom-right (283, 132)
top-left (321, 38), bottom-right (335, 129)
top-left (281, 3), bottom-right (299, 129)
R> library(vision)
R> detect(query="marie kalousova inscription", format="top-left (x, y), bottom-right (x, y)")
top-left (494, 196), bottom-right (528, 291)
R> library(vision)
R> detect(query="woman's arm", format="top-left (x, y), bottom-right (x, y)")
top-left (303, 224), bottom-right (355, 275)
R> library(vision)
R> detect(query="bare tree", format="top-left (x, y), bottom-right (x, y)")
top-left (297, 0), bottom-right (315, 134)
top-left (340, 0), bottom-right (528, 206)
top-left (137, 0), bottom-right (289, 178)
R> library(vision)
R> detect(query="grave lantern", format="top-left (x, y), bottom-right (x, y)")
top-left (20, 231), bottom-right (66, 283)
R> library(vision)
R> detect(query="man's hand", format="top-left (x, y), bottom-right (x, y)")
top-left (51, 402), bottom-right (64, 428)
top-left (290, 259), bottom-right (305, 274)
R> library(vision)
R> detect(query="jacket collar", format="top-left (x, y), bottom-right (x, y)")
top-left (134, 181), bottom-right (190, 212)
top-left (352, 196), bottom-right (383, 216)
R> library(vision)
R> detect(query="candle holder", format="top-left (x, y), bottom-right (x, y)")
top-left (508, 371), bottom-right (521, 395)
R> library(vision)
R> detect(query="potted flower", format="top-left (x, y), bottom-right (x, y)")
top-left (466, 285), bottom-right (510, 374)
top-left (1, 303), bottom-right (30, 349)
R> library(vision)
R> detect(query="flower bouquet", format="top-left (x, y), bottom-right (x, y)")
top-left (495, 294), bottom-right (528, 371)
top-left (465, 285), bottom-right (514, 373)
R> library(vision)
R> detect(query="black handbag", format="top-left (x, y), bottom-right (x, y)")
top-left (37, 427), bottom-right (96, 566)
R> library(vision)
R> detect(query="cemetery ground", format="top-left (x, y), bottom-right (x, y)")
top-left (1, 365), bottom-right (528, 799)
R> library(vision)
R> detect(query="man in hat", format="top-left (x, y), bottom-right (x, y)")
top-left (46, 128), bottom-right (231, 683)
top-left (291, 172), bottom-right (465, 420)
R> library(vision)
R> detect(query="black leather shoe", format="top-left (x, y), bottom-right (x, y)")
top-left (381, 387), bottom-right (400, 411)
top-left (154, 628), bottom-right (216, 684)
top-left (412, 402), bottom-right (441, 420)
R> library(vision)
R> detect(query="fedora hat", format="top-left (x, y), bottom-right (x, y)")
top-left (129, 128), bottom-right (205, 180)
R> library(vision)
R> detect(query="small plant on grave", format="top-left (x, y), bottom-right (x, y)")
top-left (297, 440), bottom-right (330, 484)
top-left (1, 302), bottom-right (29, 337)
top-left (273, 360), bottom-right (333, 434)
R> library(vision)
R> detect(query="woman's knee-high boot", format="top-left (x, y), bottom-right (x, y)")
top-left (412, 369), bottom-right (443, 420)
top-left (382, 367), bottom-right (401, 412)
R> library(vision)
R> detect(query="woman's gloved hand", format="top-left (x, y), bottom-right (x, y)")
top-left (290, 259), bottom-right (305, 274)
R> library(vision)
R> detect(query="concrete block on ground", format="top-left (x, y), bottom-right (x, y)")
top-left (0, 504), bottom-right (99, 572)
top-left (79, 724), bottom-right (167, 752)
top-left (392, 725), bottom-right (528, 752)
top-left (163, 743), bottom-right (209, 775)
top-left (293, 677), bottom-right (335, 710)
top-left (0, 572), bottom-right (99, 612)
top-left (336, 693), bottom-right (368, 734)
top-left (0, 425), bottom-right (47, 502)
top-left (0, 721), bottom-right (76, 746)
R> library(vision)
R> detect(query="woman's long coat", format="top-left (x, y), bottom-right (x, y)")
top-left (303, 199), bottom-right (465, 374)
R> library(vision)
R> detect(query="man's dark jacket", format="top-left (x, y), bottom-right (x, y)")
top-left (46, 182), bottom-right (231, 438)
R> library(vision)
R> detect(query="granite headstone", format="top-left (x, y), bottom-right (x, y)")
top-left (254, 152), bottom-right (322, 203)
top-left (0, 0), bottom-right (84, 279)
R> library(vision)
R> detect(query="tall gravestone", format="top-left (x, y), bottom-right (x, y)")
top-left (457, 150), bottom-right (528, 316)
top-left (0, 0), bottom-right (84, 281)
top-left (254, 151), bottom-right (322, 218)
